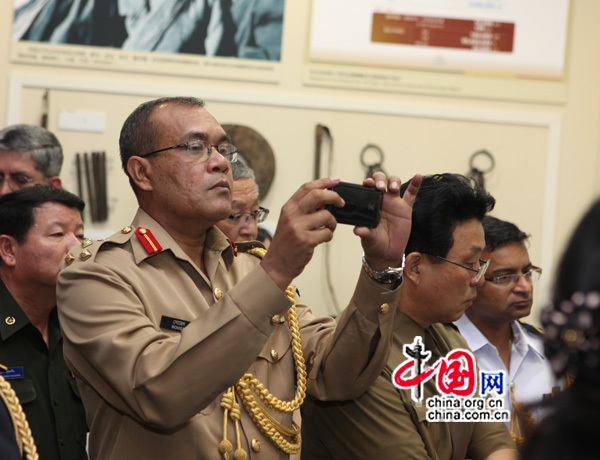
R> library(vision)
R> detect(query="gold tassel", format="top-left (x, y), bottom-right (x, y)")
top-left (219, 247), bottom-right (306, 455)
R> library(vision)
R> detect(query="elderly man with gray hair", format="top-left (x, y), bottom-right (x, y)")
top-left (0, 124), bottom-right (63, 196)
top-left (216, 160), bottom-right (270, 242)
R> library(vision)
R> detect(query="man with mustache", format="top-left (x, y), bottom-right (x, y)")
top-left (455, 216), bottom-right (562, 448)
top-left (56, 96), bottom-right (421, 460)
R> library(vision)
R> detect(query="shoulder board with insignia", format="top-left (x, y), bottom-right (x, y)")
top-left (236, 240), bottom-right (266, 258)
top-left (64, 238), bottom-right (111, 266)
top-left (518, 320), bottom-right (544, 337)
top-left (63, 225), bottom-right (136, 266)
top-left (135, 227), bottom-right (163, 255)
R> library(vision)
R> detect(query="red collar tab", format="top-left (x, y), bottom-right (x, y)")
top-left (135, 227), bottom-right (163, 255)
top-left (229, 239), bottom-right (238, 257)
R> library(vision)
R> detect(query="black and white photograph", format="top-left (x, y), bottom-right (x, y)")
top-left (13, 0), bottom-right (284, 60)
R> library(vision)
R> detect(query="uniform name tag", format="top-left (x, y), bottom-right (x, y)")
top-left (0, 366), bottom-right (24, 379)
top-left (160, 316), bottom-right (190, 332)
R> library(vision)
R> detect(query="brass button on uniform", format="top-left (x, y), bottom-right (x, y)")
top-left (5, 316), bottom-right (16, 326)
top-left (251, 438), bottom-right (261, 452)
top-left (121, 226), bottom-right (132, 234)
top-left (270, 349), bottom-right (279, 360)
top-left (213, 288), bottom-right (223, 300)
top-left (80, 249), bottom-right (92, 261)
top-left (271, 314), bottom-right (285, 325)
top-left (65, 253), bottom-right (75, 266)
top-left (81, 238), bottom-right (93, 248)
top-left (379, 303), bottom-right (390, 314)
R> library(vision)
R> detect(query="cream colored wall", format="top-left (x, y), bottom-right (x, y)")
top-left (1, 1), bottom-right (600, 322)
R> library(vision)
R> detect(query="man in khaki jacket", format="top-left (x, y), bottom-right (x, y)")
top-left (301, 174), bottom-right (517, 460)
top-left (56, 96), bottom-right (421, 460)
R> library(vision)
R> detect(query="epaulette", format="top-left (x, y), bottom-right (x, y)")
top-left (518, 320), bottom-right (544, 337)
top-left (235, 240), bottom-right (266, 258)
top-left (134, 227), bottom-right (162, 255)
top-left (63, 225), bottom-right (136, 267)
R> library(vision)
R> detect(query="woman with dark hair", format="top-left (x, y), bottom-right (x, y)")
top-left (520, 199), bottom-right (600, 460)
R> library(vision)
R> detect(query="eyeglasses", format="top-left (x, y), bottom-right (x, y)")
top-left (430, 255), bottom-right (490, 283)
top-left (140, 140), bottom-right (239, 163)
top-left (0, 172), bottom-right (36, 191)
top-left (485, 267), bottom-right (542, 286)
top-left (228, 207), bottom-right (269, 225)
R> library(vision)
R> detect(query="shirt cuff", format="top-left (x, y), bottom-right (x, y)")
top-left (350, 268), bottom-right (402, 325)
top-left (228, 264), bottom-right (293, 337)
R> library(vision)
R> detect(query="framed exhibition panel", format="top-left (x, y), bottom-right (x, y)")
top-left (304, 0), bottom-right (570, 103)
top-left (10, 0), bottom-right (285, 83)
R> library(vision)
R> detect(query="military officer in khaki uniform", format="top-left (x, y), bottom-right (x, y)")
top-left (56, 96), bottom-right (421, 460)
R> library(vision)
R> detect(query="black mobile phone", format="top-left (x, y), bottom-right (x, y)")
top-left (327, 182), bottom-right (383, 228)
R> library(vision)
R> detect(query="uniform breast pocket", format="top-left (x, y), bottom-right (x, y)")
top-left (255, 329), bottom-right (295, 400)
top-left (258, 327), bottom-right (292, 364)
top-left (8, 379), bottom-right (37, 405)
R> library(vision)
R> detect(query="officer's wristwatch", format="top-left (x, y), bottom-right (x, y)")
top-left (362, 253), bottom-right (404, 284)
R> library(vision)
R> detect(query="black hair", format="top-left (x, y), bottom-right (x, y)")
top-left (520, 378), bottom-right (600, 460)
top-left (481, 215), bottom-right (529, 251)
top-left (523, 198), bottom-right (600, 460)
top-left (541, 198), bottom-right (600, 382)
top-left (553, 198), bottom-right (600, 300)
top-left (0, 184), bottom-right (84, 243)
top-left (400, 173), bottom-right (495, 258)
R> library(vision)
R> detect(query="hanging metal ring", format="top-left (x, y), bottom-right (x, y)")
top-left (360, 144), bottom-right (385, 169)
top-left (469, 149), bottom-right (495, 174)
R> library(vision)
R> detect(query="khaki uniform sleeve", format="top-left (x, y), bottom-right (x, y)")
top-left (300, 269), bottom-right (402, 400)
top-left (301, 373), bottom-right (432, 460)
top-left (57, 256), bottom-right (291, 430)
top-left (467, 420), bottom-right (516, 459)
